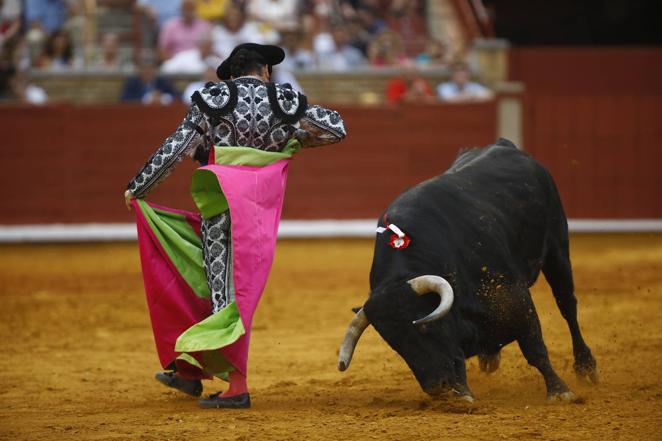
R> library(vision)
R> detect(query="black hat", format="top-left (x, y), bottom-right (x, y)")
top-left (216, 43), bottom-right (285, 80)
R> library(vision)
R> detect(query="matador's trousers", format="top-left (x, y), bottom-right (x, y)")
top-left (201, 212), bottom-right (234, 314)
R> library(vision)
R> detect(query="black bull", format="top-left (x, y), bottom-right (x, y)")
top-left (338, 139), bottom-right (598, 402)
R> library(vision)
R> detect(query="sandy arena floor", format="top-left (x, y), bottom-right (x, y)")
top-left (0, 234), bottom-right (661, 440)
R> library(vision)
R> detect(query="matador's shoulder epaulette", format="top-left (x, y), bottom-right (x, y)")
top-left (266, 82), bottom-right (308, 123)
top-left (191, 81), bottom-right (238, 120)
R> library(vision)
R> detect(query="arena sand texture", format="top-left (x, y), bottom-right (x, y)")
top-left (0, 234), bottom-right (661, 441)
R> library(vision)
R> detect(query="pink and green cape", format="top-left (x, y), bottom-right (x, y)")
top-left (133, 141), bottom-right (300, 380)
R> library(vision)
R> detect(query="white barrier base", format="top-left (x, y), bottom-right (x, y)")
top-left (0, 219), bottom-right (661, 243)
top-left (567, 219), bottom-right (662, 232)
top-left (0, 220), bottom-right (377, 242)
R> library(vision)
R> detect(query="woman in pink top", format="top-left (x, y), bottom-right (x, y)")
top-left (158, 0), bottom-right (211, 59)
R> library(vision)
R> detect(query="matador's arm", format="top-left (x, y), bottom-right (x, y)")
top-left (294, 105), bottom-right (347, 148)
top-left (126, 104), bottom-right (210, 198)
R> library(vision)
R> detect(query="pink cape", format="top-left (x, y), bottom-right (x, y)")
top-left (134, 202), bottom-right (211, 376)
top-left (199, 160), bottom-right (290, 375)
top-left (134, 159), bottom-right (289, 378)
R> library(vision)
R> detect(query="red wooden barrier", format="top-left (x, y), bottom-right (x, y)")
top-left (0, 102), bottom-right (496, 224)
top-left (510, 48), bottom-right (662, 218)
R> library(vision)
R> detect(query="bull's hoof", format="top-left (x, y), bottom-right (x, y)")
top-left (453, 391), bottom-right (475, 404)
top-left (451, 384), bottom-right (475, 404)
top-left (423, 383), bottom-right (450, 397)
top-left (425, 381), bottom-right (476, 405)
top-left (547, 391), bottom-right (577, 403)
top-left (478, 353), bottom-right (501, 374)
top-left (574, 360), bottom-right (599, 385)
top-left (587, 367), bottom-right (600, 384)
top-left (426, 388), bottom-right (475, 405)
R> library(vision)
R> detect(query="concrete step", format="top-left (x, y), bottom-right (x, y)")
top-left (96, 7), bottom-right (134, 37)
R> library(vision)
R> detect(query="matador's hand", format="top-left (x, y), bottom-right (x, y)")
top-left (124, 190), bottom-right (135, 211)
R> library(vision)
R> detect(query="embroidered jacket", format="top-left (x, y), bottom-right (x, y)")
top-left (127, 77), bottom-right (347, 198)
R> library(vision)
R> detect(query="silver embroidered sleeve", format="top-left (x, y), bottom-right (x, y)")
top-left (127, 105), bottom-right (207, 198)
top-left (295, 105), bottom-right (347, 148)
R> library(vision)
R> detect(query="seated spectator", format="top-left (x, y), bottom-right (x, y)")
top-left (181, 63), bottom-right (217, 104)
top-left (161, 32), bottom-right (221, 74)
top-left (367, 29), bottom-right (406, 66)
top-left (25, 0), bottom-right (69, 36)
top-left (7, 35), bottom-right (31, 70)
top-left (246, 0), bottom-right (299, 32)
top-left (344, 0), bottom-right (390, 15)
top-left (272, 65), bottom-right (304, 93)
top-left (64, 0), bottom-right (90, 64)
top-left (280, 29), bottom-right (315, 70)
top-left (212, 3), bottom-right (278, 58)
top-left (0, 0), bottom-right (20, 69)
top-left (121, 56), bottom-right (178, 105)
top-left (196, 0), bottom-right (228, 22)
top-left (415, 38), bottom-right (449, 66)
top-left (36, 29), bottom-right (79, 71)
top-left (302, 0), bottom-right (335, 21)
top-left (136, 0), bottom-right (181, 28)
top-left (0, 67), bottom-right (48, 104)
top-left (351, 2), bottom-right (386, 54)
top-left (1, 0), bottom-right (21, 57)
top-left (136, 0), bottom-right (182, 52)
top-left (386, 0), bottom-right (427, 59)
top-left (11, 69), bottom-right (48, 104)
top-left (159, 0), bottom-right (211, 60)
top-left (24, 0), bottom-right (70, 59)
top-left (92, 32), bottom-right (132, 71)
top-left (437, 62), bottom-right (493, 103)
top-left (314, 24), bottom-right (366, 71)
top-left (386, 62), bottom-right (435, 104)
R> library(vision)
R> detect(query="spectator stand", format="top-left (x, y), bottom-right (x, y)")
top-left (2, 0), bottom-right (515, 114)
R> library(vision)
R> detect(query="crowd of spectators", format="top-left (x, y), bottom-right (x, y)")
top-left (0, 0), bottom-right (492, 105)
top-left (386, 61), bottom-right (493, 104)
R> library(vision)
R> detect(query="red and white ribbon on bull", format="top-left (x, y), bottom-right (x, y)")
top-left (377, 219), bottom-right (411, 250)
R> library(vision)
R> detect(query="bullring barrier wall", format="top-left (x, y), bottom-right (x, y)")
top-left (0, 102), bottom-right (496, 225)
top-left (509, 47), bottom-right (662, 219)
top-left (1, 99), bottom-right (660, 233)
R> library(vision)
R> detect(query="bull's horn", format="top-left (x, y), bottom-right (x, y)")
top-left (408, 275), bottom-right (454, 325)
top-left (338, 308), bottom-right (370, 371)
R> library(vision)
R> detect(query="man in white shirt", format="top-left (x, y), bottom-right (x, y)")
top-left (437, 63), bottom-right (493, 102)
top-left (314, 25), bottom-right (366, 71)
top-left (211, 4), bottom-right (278, 58)
top-left (161, 33), bottom-right (221, 74)
top-left (246, 0), bottom-right (298, 31)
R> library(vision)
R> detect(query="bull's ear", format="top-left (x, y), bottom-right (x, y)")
top-left (351, 306), bottom-right (361, 313)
